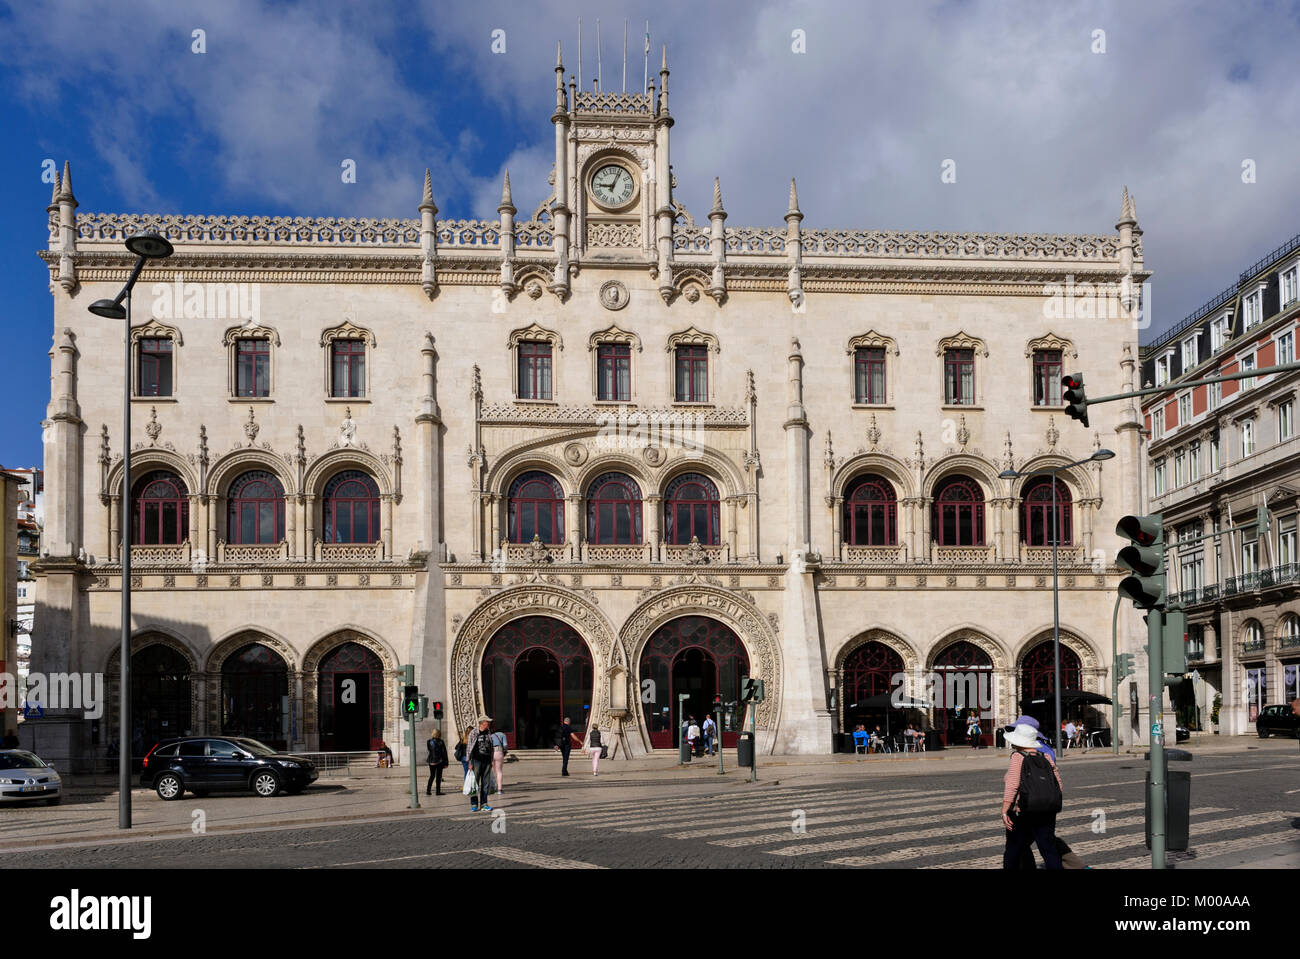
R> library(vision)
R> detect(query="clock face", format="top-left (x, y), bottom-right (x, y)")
top-left (591, 163), bottom-right (636, 209)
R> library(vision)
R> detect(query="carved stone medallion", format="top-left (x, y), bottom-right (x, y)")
top-left (599, 280), bottom-right (630, 311)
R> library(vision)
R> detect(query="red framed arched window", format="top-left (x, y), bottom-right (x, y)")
top-left (932, 476), bottom-right (984, 546)
top-left (220, 642), bottom-right (288, 750)
top-left (227, 470), bottom-right (286, 545)
top-left (638, 616), bottom-right (749, 749)
top-left (843, 474), bottom-right (897, 545)
top-left (481, 616), bottom-right (594, 748)
top-left (663, 473), bottom-right (720, 545)
top-left (587, 472), bottom-right (642, 545)
top-left (323, 470), bottom-right (380, 544)
top-left (507, 471), bottom-right (565, 544)
top-left (931, 640), bottom-right (994, 745)
top-left (1019, 640), bottom-right (1082, 705)
top-left (132, 470), bottom-right (190, 545)
top-left (317, 641), bottom-right (385, 750)
top-left (842, 640), bottom-right (904, 704)
top-left (1021, 477), bottom-right (1072, 546)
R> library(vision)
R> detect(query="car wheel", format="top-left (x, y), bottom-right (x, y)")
top-left (1258, 727), bottom-right (1269, 738)
top-left (155, 773), bottom-right (184, 800)
top-left (251, 770), bottom-right (281, 797)
top-left (45, 796), bottom-right (61, 806)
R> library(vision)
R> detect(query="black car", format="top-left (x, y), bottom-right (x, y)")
top-left (1256, 704), bottom-right (1300, 738)
top-left (140, 737), bottom-right (318, 800)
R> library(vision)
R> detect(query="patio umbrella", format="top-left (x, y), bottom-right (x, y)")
top-left (1028, 690), bottom-right (1112, 706)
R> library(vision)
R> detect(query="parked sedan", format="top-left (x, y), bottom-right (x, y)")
top-left (1256, 704), bottom-right (1300, 738)
top-left (140, 737), bottom-right (318, 800)
top-left (0, 750), bottom-right (62, 805)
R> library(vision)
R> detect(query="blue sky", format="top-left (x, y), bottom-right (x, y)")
top-left (3, 0), bottom-right (1299, 467)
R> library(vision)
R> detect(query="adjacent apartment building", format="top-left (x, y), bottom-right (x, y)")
top-left (1141, 232), bottom-right (1300, 734)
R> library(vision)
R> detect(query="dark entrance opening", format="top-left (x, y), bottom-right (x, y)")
top-left (131, 644), bottom-right (192, 755)
top-left (671, 647), bottom-right (717, 744)
top-left (317, 642), bottom-right (384, 750)
top-left (639, 616), bottom-right (749, 749)
top-left (220, 642), bottom-right (288, 750)
top-left (931, 640), bottom-right (993, 747)
top-left (481, 617), bottom-right (594, 749)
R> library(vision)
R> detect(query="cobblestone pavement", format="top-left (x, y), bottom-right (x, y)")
top-left (3, 740), bottom-right (1296, 868)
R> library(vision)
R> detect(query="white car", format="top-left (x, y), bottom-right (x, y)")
top-left (0, 749), bottom-right (62, 805)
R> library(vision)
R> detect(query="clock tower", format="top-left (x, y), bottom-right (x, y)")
top-left (551, 43), bottom-right (674, 278)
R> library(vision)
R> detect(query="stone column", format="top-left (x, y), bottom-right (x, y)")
top-left (108, 495), bottom-right (120, 563)
top-left (784, 340), bottom-right (811, 556)
top-left (305, 495), bottom-right (317, 559)
top-left (830, 496), bottom-right (843, 561)
top-left (646, 494), bottom-right (662, 562)
top-left (726, 495), bottom-right (740, 562)
top-left (284, 494), bottom-right (296, 561)
top-left (488, 494), bottom-right (502, 555)
top-left (381, 495), bottom-right (393, 558)
top-left (567, 493), bottom-right (583, 560)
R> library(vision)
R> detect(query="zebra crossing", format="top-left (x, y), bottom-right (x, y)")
top-left (465, 780), bottom-right (1296, 868)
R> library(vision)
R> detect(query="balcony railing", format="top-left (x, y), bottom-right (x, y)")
top-left (1223, 564), bottom-right (1300, 597)
top-left (1280, 631), bottom-right (1300, 650)
top-left (1241, 636), bottom-right (1267, 655)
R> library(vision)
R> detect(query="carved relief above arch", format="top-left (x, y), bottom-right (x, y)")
top-left (833, 627), bottom-right (921, 674)
top-left (105, 448), bottom-right (198, 500)
top-left (319, 318), bottom-right (376, 348)
top-left (1007, 454), bottom-right (1097, 501)
top-left (512, 264), bottom-right (554, 300)
top-left (303, 446), bottom-right (393, 499)
top-left (222, 322), bottom-right (280, 347)
top-left (207, 447), bottom-right (296, 498)
top-left (1025, 331), bottom-right (1077, 359)
top-left (922, 452), bottom-right (1002, 498)
top-left (935, 330), bottom-right (989, 357)
top-left (449, 585), bottom-right (619, 735)
top-left (105, 628), bottom-right (201, 674)
top-left (587, 323), bottom-right (642, 353)
top-left (846, 329), bottom-right (899, 356)
top-left (1012, 626), bottom-right (1101, 673)
top-left (301, 626), bottom-right (398, 675)
top-left (506, 321), bottom-right (563, 352)
top-left (831, 451), bottom-right (915, 500)
top-left (671, 267), bottom-right (711, 303)
top-left (927, 627), bottom-right (1010, 673)
top-left (620, 584), bottom-right (783, 749)
top-left (203, 627), bottom-right (298, 674)
top-left (483, 446), bottom-right (576, 498)
top-left (130, 318), bottom-right (183, 348)
top-left (665, 326), bottom-right (720, 353)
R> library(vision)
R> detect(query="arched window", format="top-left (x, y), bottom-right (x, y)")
top-left (1021, 477), bottom-right (1072, 546)
top-left (132, 470), bottom-right (189, 545)
top-left (1243, 620), bottom-right (1265, 653)
top-left (227, 470), bottom-right (286, 545)
top-left (664, 473), bottom-right (720, 545)
top-left (1279, 614), bottom-right (1300, 646)
top-left (932, 476), bottom-right (984, 546)
top-left (220, 642), bottom-right (288, 750)
top-left (508, 471), bottom-right (565, 544)
top-left (323, 470), bottom-right (380, 544)
top-left (843, 474), bottom-right (897, 545)
top-left (586, 472), bottom-right (642, 545)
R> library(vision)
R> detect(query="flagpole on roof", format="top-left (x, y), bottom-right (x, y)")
top-left (577, 19), bottom-right (582, 96)
top-left (596, 18), bottom-right (601, 91)
top-left (622, 19), bottom-right (627, 93)
top-left (644, 21), bottom-right (649, 94)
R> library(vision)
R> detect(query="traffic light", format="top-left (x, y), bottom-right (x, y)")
top-left (1116, 513), bottom-right (1165, 610)
top-left (1162, 609), bottom-right (1188, 676)
top-left (1062, 372), bottom-right (1089, 427)
top-left (1115, 652), bottom-right (1136, 682)
top-left (740, 678), bottom-right (766, 703)
top-left (402, 685), bottom-right (420, 717)
top-left (432, 700), bottom-right (444, 720)
top-left (397, 664), bottom-right (414, 685)
top-left (418, 695), bottom-right (429, 720)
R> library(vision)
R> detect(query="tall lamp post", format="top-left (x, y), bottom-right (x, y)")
top-left (1000, 447), bottom-right (1115, 755)
top-left (87, 232), bottom-right (175, 829)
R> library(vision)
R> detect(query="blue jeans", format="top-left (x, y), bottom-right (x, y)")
top-left (703, 734), bottom-right (714, 755)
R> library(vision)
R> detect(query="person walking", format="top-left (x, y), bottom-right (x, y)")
top-left (588, 723), bottom-right (604, 776)
top-left (1001, 721), bottom-right (1064, 870)
top-left (555, 716), bottom-right (582, 776)
top-left (454, 726), bottom-right (472, 777)
top-left (490, 724), bottom-right (508, 796)
top-left (426, 728), bottom-right (449, 796)
top-left (701, 715), bottom-right (716, 756)
top-left (967, 710), bottom-right (982, 749)
top-left (466, 716), bottom-right (495, 812)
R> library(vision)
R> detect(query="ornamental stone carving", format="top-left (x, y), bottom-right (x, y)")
top-left (563, 442), bottom-right (588, 466)
top-left (599, 280), bottom-right (630, 311)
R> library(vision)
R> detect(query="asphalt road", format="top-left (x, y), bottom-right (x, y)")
top-left (6, 744), bottom-right (1298, 869)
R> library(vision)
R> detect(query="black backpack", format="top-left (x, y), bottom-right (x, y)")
top-left (1017, 751), bottom-right (1063, 814)
top-left (474, 732), bottom-right (494, 761)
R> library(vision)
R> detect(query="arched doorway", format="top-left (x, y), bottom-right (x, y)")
top-left (132, 645), bottom-right (192, 753)
top-left (317, 642), bottom-right (384, 751)
top-left (220, 642), bottom-right (289, 750)
top-left (639, 616), bottom-right (749, 749)
top-left (931, 640), bottom-right (994, 746)
top-left (481, 617), bottom-right (593, 748)
top-left (1019, 640), bottom-right (1084, 731)
top-left (841, 641), bottom-right (909, 741)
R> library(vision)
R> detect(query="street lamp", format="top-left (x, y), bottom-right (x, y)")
top-left (88, 231), bottom-right (175, 830)
top-left (1000, 447), bottom-right (1115, 754)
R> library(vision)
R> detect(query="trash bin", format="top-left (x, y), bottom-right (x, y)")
top-left (737, 731), bottom-right (754, 768)
top-left (679, 739), bottom-right (692, 763)
top-left (995, 728), bottom-right (1006, 749)
top-left (925, 730), bottom-right (944, 751)
top-left (1144, 749), bottom-right (1192, 852)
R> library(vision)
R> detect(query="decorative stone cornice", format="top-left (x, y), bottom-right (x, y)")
top-left (506, 322), bottom-right (563, 351)
top-left (587, 323), bottom-right (641, 352)
top-left (222, 322), bottom-right (280, 347)
top-left (130, 318), bottom-right (183, 347)
top-left (936, 330), bottom-right (989, 357)
top-left (846, 329), bottom-right (900, 356)
top-left (1025, 331), bottom-right (1078, 359)
top-left (665, 326), bottom-right (720, 353)
top-left (319, 317), bottom-right (376, 348)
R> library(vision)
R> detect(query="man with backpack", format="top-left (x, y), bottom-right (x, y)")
top-left (1001, 721), bottom-right (1064, 869)
top-left (465, 715), bottom-right (496, 812)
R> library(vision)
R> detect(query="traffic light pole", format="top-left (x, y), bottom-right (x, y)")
top-left (1112, 593), bottom-right (1121, 755)
top-left (1085, 359), bottom-right (1300, 408)
top-left (715, 701), bottom-right (725, 775)
top-left (749, 703), bottom-right (758, 783)
top-left (1147, 607), bottom-right (1166, 869)
top-left (408, 709), bottom-right (420, 810)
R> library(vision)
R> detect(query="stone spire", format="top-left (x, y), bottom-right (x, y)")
top-left (657, 44), bottom-right (669, 113)
top-left (56, 161), bottom-right (78, 293)
top-left (48, 170), bottom-right (61, 209)
top-left (419, 169), bottom-right (438, 299)
top-left (708, 177), bottom-right (727, 305)
top-left (785, 178), bottom-right (804, 306)
top-left (554, 41), bottom-right (567, 112)
top-left (498, 169), bottom-right (516, 294)
top-left (1116, 185), bottom-right (1136, 230)
top-left (58, 161), bottom-right (76, 205)
top-left (786, 177), bottom-right (802, 220)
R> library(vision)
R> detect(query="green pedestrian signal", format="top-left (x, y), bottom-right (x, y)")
top-left (1061, 372), bottom-right (1089, 427)
top-left (1116, 513), bottom-right (1165, 610)
top-left (403, 685), bottom-right (420, 715)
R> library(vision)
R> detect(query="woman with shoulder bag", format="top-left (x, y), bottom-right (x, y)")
top-left (454, 726), bottom-right (471, 776)
top-left (490, 725), bottom-right (508, 796)
top-left (426, 728), bottom-right (450, 796)
top-left (588, 723), bottom-right (605, 776)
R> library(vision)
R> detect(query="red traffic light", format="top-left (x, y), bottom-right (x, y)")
top-left (1061, 373), bottom-right (1083, 391)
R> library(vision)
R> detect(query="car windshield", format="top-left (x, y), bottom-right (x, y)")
top-left (235, 739), bottom-right (278, 757)
top-left (0, 752), bottom-right (47, 770)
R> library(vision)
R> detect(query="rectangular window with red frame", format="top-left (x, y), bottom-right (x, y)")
top-left (597, 344), bottom-right (631, 401)
top-left (854, 347), bottom-right (886, 404)
top-left (675, 346), bottom-right (708, 402)
top-left (944, 348), bottom-right (975, 405)
top-left (236, 338), bottom-right (271, 397)
top-left (1033, 349), bottom-right (1062, 406)
top-left (331, 339), bottom-right (366, 397)
top-left (138, 337), bottom-right (173, 397)
top-left (517, 341), bottom-right (553, 399)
